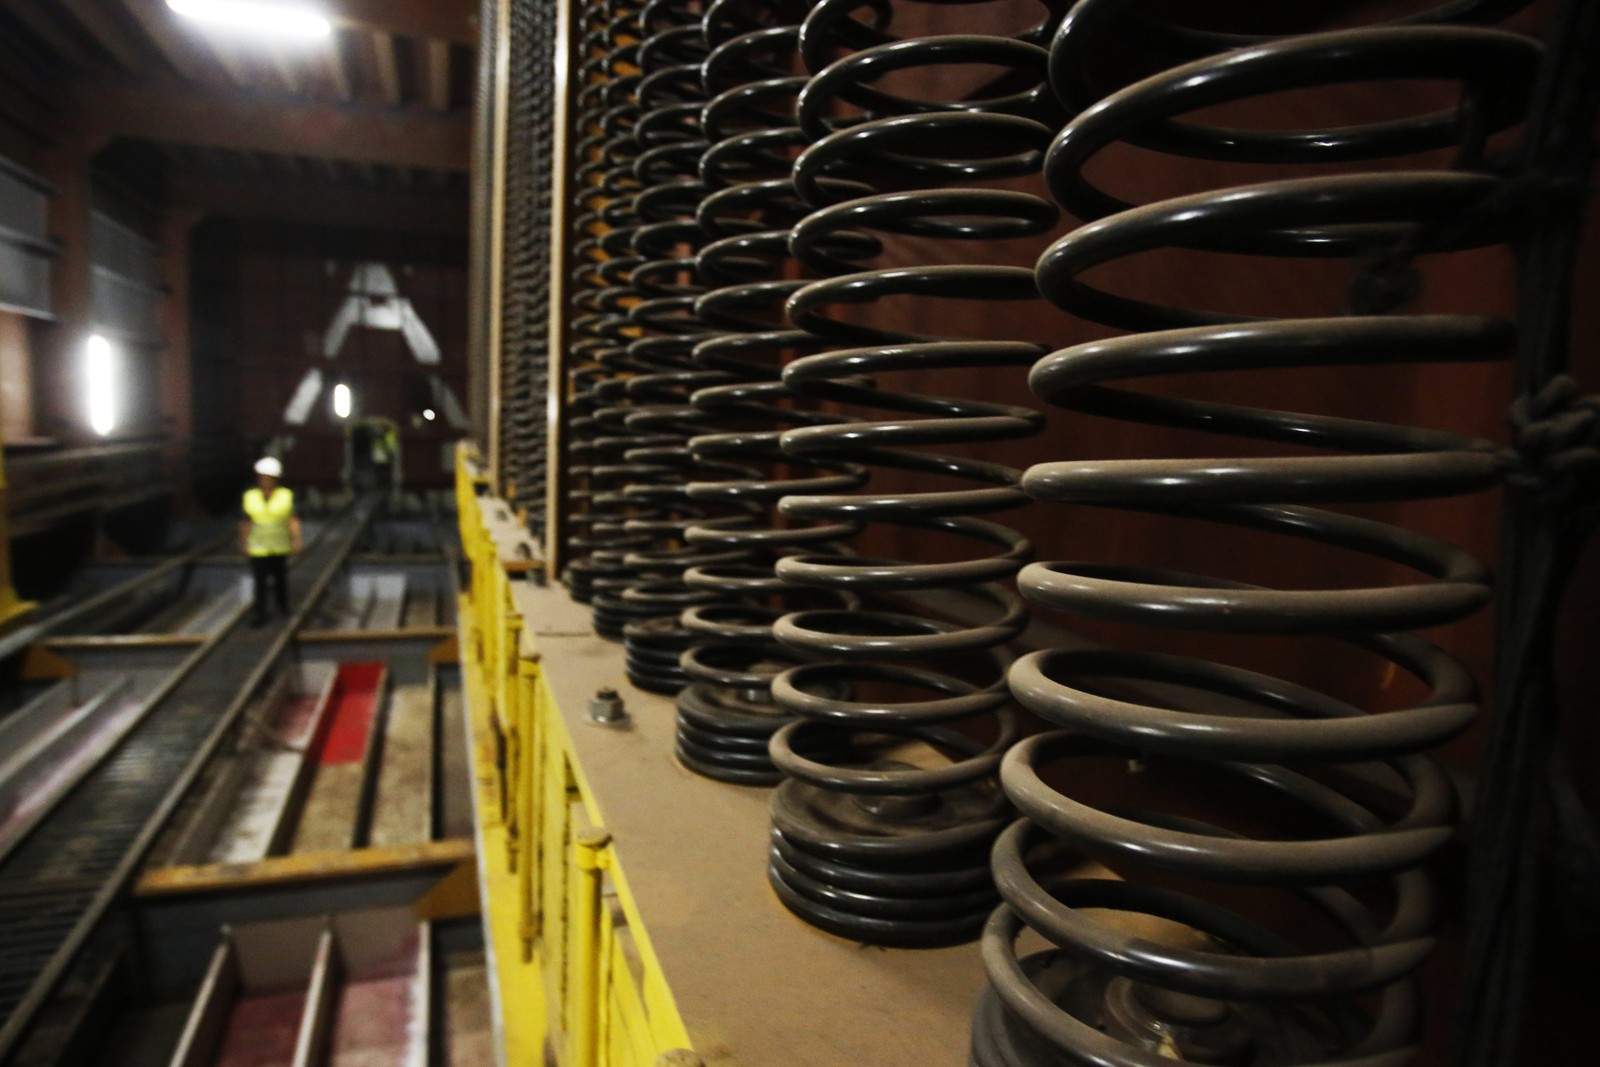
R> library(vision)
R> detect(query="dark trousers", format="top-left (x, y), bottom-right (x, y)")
top-left (249, 554), bottom-right (289, 622)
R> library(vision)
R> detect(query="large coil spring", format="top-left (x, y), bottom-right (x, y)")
top-left (592, 0), bottom-right (772, 694)
top-left (566, 0), bottom-right (650, 608)
top-left (972, 4), bottom-right (1539, 1064)
top-left (759, 0), bottom-right (1064, 947)
top-left (563, 0), bottom-right (739, 687)
top-left (668, 0), bottom-right (872, 785)
top-left (499, 0), bottom-right (558, 532)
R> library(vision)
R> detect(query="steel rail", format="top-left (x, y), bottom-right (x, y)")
top-left (0, 497), bottom-right (377, 1063)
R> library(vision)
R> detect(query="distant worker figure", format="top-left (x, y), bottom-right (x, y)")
top-left (370, 424), bottom-right (397, 488)
top-left (240, 456), bottom-right (303, 626)
top-left (348, 419), bottom-right (399, 491)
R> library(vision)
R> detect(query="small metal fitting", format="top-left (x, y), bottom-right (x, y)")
top-left (588, 686), bottom-right (628, 727)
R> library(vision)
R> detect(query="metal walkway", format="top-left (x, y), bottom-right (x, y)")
top-left (0, 499), bottom-right (376, 1059)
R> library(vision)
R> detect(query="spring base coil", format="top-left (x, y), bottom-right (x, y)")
top-left (672, 608), bottom-right (821, 785)
top-left (588, 589), bottom-right (636, 641)
top-left (613, 574), bottom-right (740, 691)
top-left (675, 688), bottom-right (856, 787)
top-left (592, 578), bottom-right (711, 642)
top-left (969, 947), bottom-right (1312, 1067)
top-left (569, 548), bottom-right (638, 611)
top-left (623, 616), bottom-right (697, 694)
top-left (766, 773), bottom-right (1006, 948)
top-left (674, 642), bottom-right (851, 785)
top-left (565, 558), bottom-right (600, 603)
top-left (675, 683), bottom-right (792, 785)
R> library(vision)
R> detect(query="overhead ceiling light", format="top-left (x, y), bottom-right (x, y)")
top-left (332, 382), bottom-right (352, 419)
top-left (422, 408), bottom-right (436, 421)
top-left (166, 0), bottom-right (333, 39)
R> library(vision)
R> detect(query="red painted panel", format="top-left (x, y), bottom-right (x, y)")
top-left (318, 662), bottom-right (385, 765)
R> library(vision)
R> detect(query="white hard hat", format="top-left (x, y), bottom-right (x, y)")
top-left (254, 456), bottom-right (283, 478)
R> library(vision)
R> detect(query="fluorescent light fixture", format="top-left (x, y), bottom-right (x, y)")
top-left (166, 0), bottom-right (333, 39)
top-left (85, 334), bottom-right (117, 437)
top-left (422, 408), bottom-right (436, 421)
top-left (332, 382), bottom-right (352, 419)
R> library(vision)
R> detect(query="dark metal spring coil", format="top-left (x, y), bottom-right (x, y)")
top-left (565, 0), bottom-right (650, 606)
top-left (757, 0), bottom-right (1066, 948)
top-left (972, 5), bottom-right (1540, 1063)
top-left (590, 0), bottom-right (765, 692)
top-left (500, 0), bottom-right (558, 532)
top-left (667, 0), bottom-right (873, 785)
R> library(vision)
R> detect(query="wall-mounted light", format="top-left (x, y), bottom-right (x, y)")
top-left (166, 0), bottom-right (333, 39)
top-left (422, 408), bottom-right (436, 422)
top-left (85, 334), bottom-right (118, 437)
top-left (332, 382), bottom-right (352, 419)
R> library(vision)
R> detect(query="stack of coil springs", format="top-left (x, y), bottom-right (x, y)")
top-left (565, 0), bottom-right (650, 609)
top-left (672, 0), bottom-right (868, 785)
top-left (498, 0), bottom-right (558, 533)
top-left (756, 0), bottom-right (1065, 947)
top-left (564, 0), bottom-right (745, 688)
top-left (598, 0), bottom-right (761, 694)
top-left (972, 1), bottom-right (1538, 1063)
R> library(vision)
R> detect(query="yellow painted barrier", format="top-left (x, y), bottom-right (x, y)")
top-left (456, 444), bottom-right (694, 1067)
top-left (0, 423), bottom-right (35, 630)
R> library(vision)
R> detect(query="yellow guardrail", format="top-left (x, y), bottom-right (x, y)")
top-left (0, 426), bottom-right (36, 630)
top-left (456, 444), bottom-right (698, 1067)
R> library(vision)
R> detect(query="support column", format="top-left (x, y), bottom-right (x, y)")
top-left (543, 0), bottom-right (578, 576)
top-left (0, 313), bottom-right (33, 443)
top-left (159, 207), bottom-right (203, 505)
top-left (484, 0), bottom-right (513, 488)
top-left (466, 0), bottom-right (500, 464)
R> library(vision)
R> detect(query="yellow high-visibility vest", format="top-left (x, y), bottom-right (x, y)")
top-left (242, 486), bottom-right (294, 556)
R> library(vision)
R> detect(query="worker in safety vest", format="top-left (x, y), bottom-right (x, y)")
top-left (370, 424), bottom-right (398, 489)
top-left (239, 456), bottom-right (303, 626)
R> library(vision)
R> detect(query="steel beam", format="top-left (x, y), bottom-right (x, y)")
top-left (73, 82), bottom-right (470, 171)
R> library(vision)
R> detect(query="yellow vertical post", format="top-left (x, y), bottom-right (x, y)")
top-left (501, 591), bottom-right (524, 871)
top-left (473, 517), bottom-right (491, 666)
top-left (517, 657), bottom-right (542, 959)
top-left (570, 827), bottom-right (612, 1067)
top-left (0, 432), bottom-right (35, 629)
top-left (487, 561), bottom-right (519, 841)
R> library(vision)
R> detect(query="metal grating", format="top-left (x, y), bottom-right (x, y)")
top-left (0, 502), bottom-right (374, 1058)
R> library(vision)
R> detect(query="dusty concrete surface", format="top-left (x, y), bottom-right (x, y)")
top-left (403, 588), bottom-right (443, 627)
top-left (440, 959), bottom-right (495, 1067)
top-left (437, 686), bottom-right (474, 840)
top-left (370, 685), bottom-right (434, 847)
top-left (512, 584), bottom-right (990, 1067)
top-left (329, 974), bottom-right (416, 1067)
top-left (291, 762), bottom-right (364, 853)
